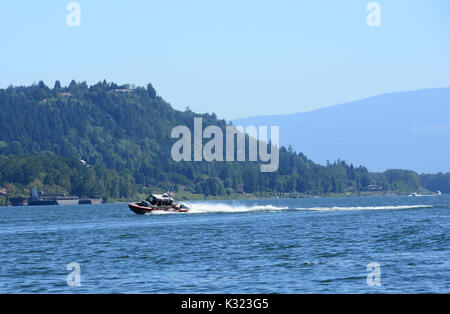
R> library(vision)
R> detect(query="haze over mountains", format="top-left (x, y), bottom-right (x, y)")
top-left (233, 88), bottom-right (450, 174)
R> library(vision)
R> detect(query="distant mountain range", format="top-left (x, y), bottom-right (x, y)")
top-left (233, 88), bottom-right (450, 174)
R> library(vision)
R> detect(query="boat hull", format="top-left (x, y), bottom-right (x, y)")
top-left (79, 198), bottom-right (103, 205)
top-left (29, 197), bottom-right (79, 206)
top-left (129, 203), bottom-right (188, 215)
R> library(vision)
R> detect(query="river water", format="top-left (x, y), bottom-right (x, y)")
top-left (0, 195), bottom-right (448, 293)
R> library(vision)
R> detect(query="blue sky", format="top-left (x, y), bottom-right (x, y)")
top-left (1, 0), bottom-right (449, 119)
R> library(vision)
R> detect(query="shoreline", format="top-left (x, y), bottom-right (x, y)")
top-left (112, 190), bottom-right (443, 204)
top-left (2, 191), bottom-right (444, 207)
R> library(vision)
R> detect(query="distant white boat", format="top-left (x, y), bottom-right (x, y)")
top-left (409, 193), bottom-right (423, 197)
top-left (437, 191), bottom-right (442, 195)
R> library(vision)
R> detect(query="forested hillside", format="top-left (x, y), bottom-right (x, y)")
top-left (0, 155), bottom-right (134, 201)
top-left (0, 81), bottom-right (445, 201)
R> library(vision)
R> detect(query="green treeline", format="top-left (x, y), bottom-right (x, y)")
top-left (0, 155), bottom-right (135, 201)
top-left (420, 173), bottom-right (450, 194)
top-left (0, 81), bottom-right (447, 200)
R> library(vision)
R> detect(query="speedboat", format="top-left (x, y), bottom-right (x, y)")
top-left (129, 193), bottom-right (189, 214)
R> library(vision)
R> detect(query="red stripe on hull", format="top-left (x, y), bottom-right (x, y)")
top-left (129, 203), bottom-right (188, 215)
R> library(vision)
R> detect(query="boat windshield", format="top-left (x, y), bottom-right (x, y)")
top-left (146, 196), bottom-right (158, 205)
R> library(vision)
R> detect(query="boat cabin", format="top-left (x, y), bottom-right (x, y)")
top-left (145, 194), bottom-right (174, 208)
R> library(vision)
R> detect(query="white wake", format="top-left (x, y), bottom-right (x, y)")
top-left (185, 203), bottom-right (286, 214)
top-left (295, 205), bottom-right (433, 211)
top-left (147, 203), bottom-right (435, 215)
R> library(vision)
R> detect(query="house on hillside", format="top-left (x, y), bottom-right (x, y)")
top-left (368, 184), bottom-right (383, 191)
top-left (346, 186), bottom-right (358, 192)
